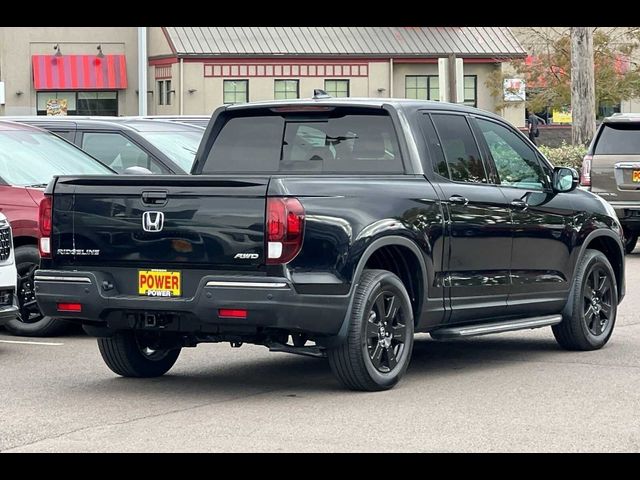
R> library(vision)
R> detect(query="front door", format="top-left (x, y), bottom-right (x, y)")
top-left (428, 113), bottom-right (513, 323)
top-left (473, 116), bottom-right (574, 316)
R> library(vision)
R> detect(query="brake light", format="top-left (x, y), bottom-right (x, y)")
top-left (218, 309), bottom-right (247, 319)
top-left (266, 197), bottom-right (305, 265)
top-left (57, 303), bottom-right (82, 312)
top-left (581, 154), bottom-right (593, 188)
top-left (39, 196), bottom-right (52, 258)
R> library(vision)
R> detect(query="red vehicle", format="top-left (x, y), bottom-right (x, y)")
top-left (0, 121), bottom-right (113, 336)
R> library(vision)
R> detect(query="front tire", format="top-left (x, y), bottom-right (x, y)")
top-left (4, 245), bottom-right (71, 337)
top-left (328, 269), bottom-right (414, 391)
top-left (552, 249), bottom-right (618, 351)
top-left (98, 331), bottom-right (181, 377)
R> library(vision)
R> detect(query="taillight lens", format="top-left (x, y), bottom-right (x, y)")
top-left (266, 197), bottom-right (305, 265)
top-left (39, 196), bottom-right (52, 258)
top-left (580, 154), bottom-right (593, 188)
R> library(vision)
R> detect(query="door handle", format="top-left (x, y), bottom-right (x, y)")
top-left (448, 195), bottom-right (469, 206)
top-left (510, 199), bottom-right (528, 209)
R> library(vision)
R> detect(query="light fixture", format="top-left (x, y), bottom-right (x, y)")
top-left (53, 44), bottom-right (62, 56)
top-left (96, 44), bottom-right (104, 58)
top-left (15, 90), bottom-right (24, 96)
top-left (377, 87), bottom-right (386, 93)
top-left (188, 88), bottom-right (197, 94)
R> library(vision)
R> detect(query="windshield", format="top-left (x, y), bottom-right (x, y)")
top-left (137, 130), bottom-right (204, 172)
top-left (0, 130), bottom-right (113, 186)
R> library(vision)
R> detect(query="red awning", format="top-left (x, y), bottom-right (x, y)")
top-left (32, 55), bottom-right (128, 90)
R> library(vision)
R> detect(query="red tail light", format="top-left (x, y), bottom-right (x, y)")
top-left (266, 197), bottom-right (305, 265)
top-left (57, 303), bottom-right (82, 312)
top-left (39, 196), bottom-right (52, 258)
top-left (218, 309), bottom-right (247, 319)
top-left (580, 154), bottom-right (593, 188)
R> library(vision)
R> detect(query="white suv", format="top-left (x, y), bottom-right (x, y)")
top-left (0, 212), bottom-right (18, 326)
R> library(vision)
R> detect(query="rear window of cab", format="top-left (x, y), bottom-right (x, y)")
top-left (201, 107), bottom-right (404, 174)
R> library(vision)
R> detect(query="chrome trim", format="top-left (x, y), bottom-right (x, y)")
top-left (34, 276), bottom-right (92, 284)
top-left (205, 281), bottom-right (288, 289)
top-left (430, 315), bottom-right (562, 340)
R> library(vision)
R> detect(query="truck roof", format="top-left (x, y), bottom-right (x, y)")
top-left (226, 97), bottom-right (506, 122)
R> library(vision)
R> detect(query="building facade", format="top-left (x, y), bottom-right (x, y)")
top-left (0, 27), bottom-right (140, 117)
top-left (0, 27), bottom-right (527, 126)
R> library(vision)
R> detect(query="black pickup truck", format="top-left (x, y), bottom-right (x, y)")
top-left (35, 98), bottom-right (625, 391)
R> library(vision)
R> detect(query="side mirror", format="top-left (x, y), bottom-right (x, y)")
top-left (123, 166), bottom-right (153, 175)
top-left (552, 166), bottom-right (579, 193)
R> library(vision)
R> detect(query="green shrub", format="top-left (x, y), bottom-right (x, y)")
top-left (538, 141), bottom-right (587, 171)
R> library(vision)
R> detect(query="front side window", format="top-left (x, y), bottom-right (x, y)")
top-left (431, 113), bottom-right (487, 183)
top-left (81, 132), bottom-right (162, 173)
top-left (405, 76), bottom-right (439, 101)
top-left (324, 80), bottom-right (349, 98)
top-left (137, 130), bottom-right (203, 172)
top-left (274, 80), bottom-right (299, 100)
top-left (223, 80), bottom-right (248, 104)
top-left (476, 117), bottom-right (546, 190)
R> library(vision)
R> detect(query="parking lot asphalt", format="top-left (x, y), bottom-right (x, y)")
top-left (1, 254), bottom-right (640, 452)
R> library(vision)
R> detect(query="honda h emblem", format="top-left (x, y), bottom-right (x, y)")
top-left (142, 211), bottom-right (165, 232)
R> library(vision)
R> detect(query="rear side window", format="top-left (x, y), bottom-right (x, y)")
top-left (202, 108), bottom-right (403, 174)
top-left (431, 113), bottom-right (487, 183)
top-left (595, 124), bottom-right (640, 155)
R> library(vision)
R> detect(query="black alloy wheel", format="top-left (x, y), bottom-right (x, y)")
top-left (365, 290), bottom-right (408, 373)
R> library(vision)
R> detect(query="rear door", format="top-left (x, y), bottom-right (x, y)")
top-left (427, 112), bottom-right (512, 323)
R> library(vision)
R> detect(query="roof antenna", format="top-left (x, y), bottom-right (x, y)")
top-left (313, 89), bottom-right (331, 99)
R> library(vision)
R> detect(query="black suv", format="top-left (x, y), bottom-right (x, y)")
top-left (35, 98), bottom-right (625, 391)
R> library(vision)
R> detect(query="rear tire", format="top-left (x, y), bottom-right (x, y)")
top-left (4, 245), bottom-right (72, 337)
top-left (552, 249), bottom-right (617, 351)
top-left (327, 269), bottom-right (414, 391)
top-left (98, 331), bottom-right (181, 377)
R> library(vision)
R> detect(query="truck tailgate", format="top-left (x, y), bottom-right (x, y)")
top-left (50, 175), bottom-right (269, 270)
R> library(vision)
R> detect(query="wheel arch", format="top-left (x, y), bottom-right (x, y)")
top-left (326, 236), bottom-right (428, 346)
top-left (578, 230), bottom-right (625, 302)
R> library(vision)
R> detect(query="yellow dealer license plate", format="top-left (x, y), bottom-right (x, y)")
top-left (633, 170), bottom-right (640, 183)
top-left (138, 270), bottom-right (181, 297)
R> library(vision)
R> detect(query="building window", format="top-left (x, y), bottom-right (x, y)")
top-left (223, 80), bottom-right (249, 104)
top-left (463, 75), bottom-right (477, 108)
top-left (36, 91), bottom-right (117, 116)
top-left (274, 79), bottom-right (299, 100)
top-left (157, 80), bottom-right (172, 106)
top-left (324, 79), bottom-right (349, 98)
top-left (405, 76), bottom-right (439, 101)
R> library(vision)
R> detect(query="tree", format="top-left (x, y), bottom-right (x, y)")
top-left (571, 27), bottom-right (596, 145)
top-left (488, 27), bottom-right (640, 143)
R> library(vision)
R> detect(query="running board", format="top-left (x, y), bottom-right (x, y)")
top-left (430, 315), bottom-right (562, 340)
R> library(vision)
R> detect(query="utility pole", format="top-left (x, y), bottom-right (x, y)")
top-left (138, 27), bottom-right (147, 116)
top-left (570, 27), bottom-right (596, 145)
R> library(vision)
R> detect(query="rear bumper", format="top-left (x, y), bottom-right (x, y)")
top-left (34, 270), bottom-right (349, 336)
top-left (609, 203), bottom-right (640, 231)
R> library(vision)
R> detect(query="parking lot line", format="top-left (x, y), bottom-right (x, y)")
top-left (0, 339), bottom-right (64, 346)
